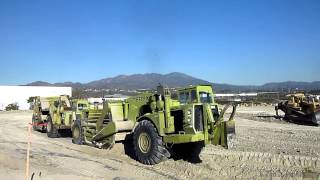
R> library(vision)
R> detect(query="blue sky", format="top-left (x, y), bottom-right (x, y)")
top-left (0, 0), bottom-right (319, 85)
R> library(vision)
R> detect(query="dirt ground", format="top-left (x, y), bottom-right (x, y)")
top-left (0, 106), bottom-right (320, 180)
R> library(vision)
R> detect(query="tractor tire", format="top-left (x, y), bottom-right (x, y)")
top-left (46, 116), bottom-right (60, 138)
top-left (72, 120), bottom-right (84, 145)
top-left (31, 115), bottom-right (37, 131)
top-left (133, 120), bottom-right (170, 165)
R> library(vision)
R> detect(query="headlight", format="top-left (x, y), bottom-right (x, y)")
top-left (187, 109), bottom-right (192, 115)
top-left (187, 109), bottom-right (192, 123)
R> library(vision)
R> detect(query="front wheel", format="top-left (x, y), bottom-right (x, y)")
top-left (32, 115), bottom-right (37, 131)
top-left (46, 116), bottom-right (60, 138)
top-left (72, 120), bottom-right (84, 145)
top-left (133, 120), bottom-right (170, 165)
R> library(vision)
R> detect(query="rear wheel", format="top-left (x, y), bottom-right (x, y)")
top-left (133, 120), bottom-right (170, 165)
top-left (46, 116), bottom-right (60, 138)
top-left (72, 120), bottom-right (84, 145)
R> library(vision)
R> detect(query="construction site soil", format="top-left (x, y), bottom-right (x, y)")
top-left (0, 106), bottom-right (319, 179)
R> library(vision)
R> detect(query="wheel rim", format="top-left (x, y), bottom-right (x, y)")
top-left (138, 132), bottom-right (151, 153)
top-left (73, 126), bottom-right (80, 139)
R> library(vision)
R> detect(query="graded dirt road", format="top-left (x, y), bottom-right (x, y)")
top-left (0, 107), bottom-right (320, 180)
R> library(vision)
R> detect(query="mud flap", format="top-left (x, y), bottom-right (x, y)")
top-left (212, 103), bottom-right (237, 149)
top-left (226, 120), bottom-right (236, 149)
top-left (212, 120), bottom-right (236, 149)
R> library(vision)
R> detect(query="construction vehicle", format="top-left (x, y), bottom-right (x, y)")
top-left (72, 85), bottom-right (237, 165)
top-left (275, 93), bottom-right (320, 126)
top-left (32, 95), bottom-right (90, 137)
top-left (32, 96), bottom-right (58, 132)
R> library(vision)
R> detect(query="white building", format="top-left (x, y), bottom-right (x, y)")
top-left (215, 93), bottom-right (258, 97)
top-left (215, 93), bottom-right (258, 102)
top-left (0, 86), bottom-right (72, 110)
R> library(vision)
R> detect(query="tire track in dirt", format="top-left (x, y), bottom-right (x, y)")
top-left (201, 147), bottom-right (320, 179)
top-left (31, 136), bottom-right (183, 179)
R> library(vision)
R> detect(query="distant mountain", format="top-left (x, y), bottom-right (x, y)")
top-left (86, 72), bottom-right (210, 89)
top-left (26, 81), bottom-right (54, 86)
top-left (260, 81), bottom-right (320, 91)
top-left (25, 72), bottom-right (320, 92)
top-left (53, 82), bottom-right (83, 88)
top-left (26, 72), bottom-right (211, 90)
top-left (25, 81), bottom-right (83, 88)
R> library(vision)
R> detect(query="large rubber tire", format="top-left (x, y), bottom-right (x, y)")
top-left (32, 115), bottom-right (37, 131)
top-left (72, 120), bottom-right (84, 145)
top-left (133, 120), bottom-right (170, 165)
top-left (46, 116), bottom-right (60, 138)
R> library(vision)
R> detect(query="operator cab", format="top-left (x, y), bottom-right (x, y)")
top-left (178, 85), bottom-right (220, 121)
top-left (177, 85), bottom-right (214, 104)
top-left (72, 101), bottom-right (88, 111)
